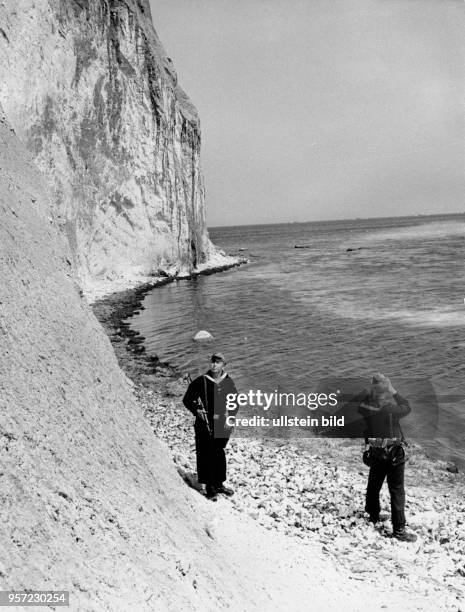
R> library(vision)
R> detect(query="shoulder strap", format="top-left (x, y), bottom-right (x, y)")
top-left (398, 421), bottom-right (407, 445)
top-left (362, 389), bottom-right (370, 444)
top-left (203, 375), bottom-right (209, 412)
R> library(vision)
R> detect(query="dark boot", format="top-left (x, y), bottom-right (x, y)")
top-left (205, 485), bottom-right (218, 501)
top-left (216, 484), bottom-right (234, 496)
top-left (393, 527), bottom-right (417, 542)
top-left (369, 511), bottom-right (389, 524)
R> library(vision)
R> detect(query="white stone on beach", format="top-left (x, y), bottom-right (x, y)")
top-left (193, 330), bottom-right (213, 341)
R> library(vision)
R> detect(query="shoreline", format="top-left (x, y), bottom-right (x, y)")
top-left (91, 254), bottom-right (249, 394)
top-left (91, 256), bottom-right (248, 383)
top-left (92, 276), bottom-right (465, 611)
top-left (84, 253), bottom-right (247, 305)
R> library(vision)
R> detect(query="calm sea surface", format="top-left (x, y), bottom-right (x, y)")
top-left (129, 214), bottom-right (465, 466)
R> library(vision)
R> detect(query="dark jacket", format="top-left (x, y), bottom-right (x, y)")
top-left (359, 390), bottom-right (410, 440)
top-left (183, 372), bottom-right (238, 436)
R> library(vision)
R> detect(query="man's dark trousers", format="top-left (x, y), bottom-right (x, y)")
top-left (365, 446), bottom-right (406, 530)
top-left (194, 419), bottom-right (229, 486)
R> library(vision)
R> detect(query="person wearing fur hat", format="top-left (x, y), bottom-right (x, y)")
top-left (183, 353), bottom-right (238, 501)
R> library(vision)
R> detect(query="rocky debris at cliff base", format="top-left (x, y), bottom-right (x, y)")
top-left (136, 383), bottom-right (465, 611)
top-left (190, 255), bottom-right (248, 278)
top-left (85, 254), bottom-right (246, 304)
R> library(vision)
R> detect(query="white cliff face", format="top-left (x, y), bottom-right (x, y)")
top-left (0, 0), bottom-right (218, 294)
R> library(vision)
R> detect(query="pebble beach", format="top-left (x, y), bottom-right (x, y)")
top-left (92, 288), bottom-right (465, 611)
top-left (140, 383), bottom-right (465, 606)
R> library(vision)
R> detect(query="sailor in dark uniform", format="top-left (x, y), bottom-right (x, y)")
top-left (183, 353), bottom-right (238, 501)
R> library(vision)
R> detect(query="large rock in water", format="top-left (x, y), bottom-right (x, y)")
top-left (0, 0), bottom-right (218, 294)
top-left (193, 330), bottom-right (214, 341)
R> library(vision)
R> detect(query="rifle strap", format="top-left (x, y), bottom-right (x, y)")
top-left (203, 375), bottom-right (208, 413)
top-left (399, 421), bottom-right (408, 445)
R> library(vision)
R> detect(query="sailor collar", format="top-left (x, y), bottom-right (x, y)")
top-left (204, 372), bottom-right (228, 385)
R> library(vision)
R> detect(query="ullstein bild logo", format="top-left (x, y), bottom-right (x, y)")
top-left (226, 413), bottom-right (344, 428)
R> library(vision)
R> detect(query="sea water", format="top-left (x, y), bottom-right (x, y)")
top-left (129, 214), bottom-right (465, 466)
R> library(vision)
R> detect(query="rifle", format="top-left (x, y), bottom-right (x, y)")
top-left (186, 373), bottom-right (212, 436)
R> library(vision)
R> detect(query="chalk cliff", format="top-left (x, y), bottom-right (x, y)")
top-left (0, 0), bottom-right (221, 295)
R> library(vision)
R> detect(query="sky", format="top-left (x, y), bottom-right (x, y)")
top-left (150, 0), bottom-right (465, 226)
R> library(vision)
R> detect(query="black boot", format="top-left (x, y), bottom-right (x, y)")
top-left (369, 511), bottom-right (389, 524)
top-left (393, 527), bottom-right (417, 542)
top-left (216, 484), bottom-right (234, 496)
top-left (205, 485), bottom-right (218, 501)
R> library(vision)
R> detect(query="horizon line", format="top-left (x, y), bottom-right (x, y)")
top-left (208, 210), bottom-right (465, 230)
